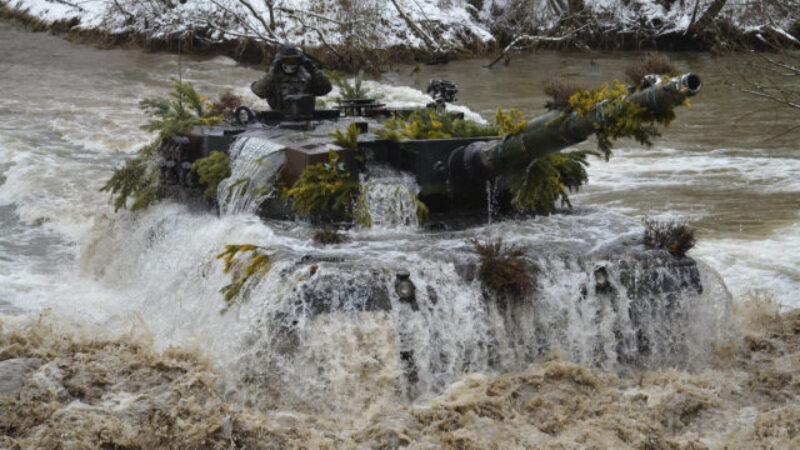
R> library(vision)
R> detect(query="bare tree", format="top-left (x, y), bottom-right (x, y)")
top-left (740, 53), bottom-right (800, 112)
top-left (735, 52), bottom-right (800, 140)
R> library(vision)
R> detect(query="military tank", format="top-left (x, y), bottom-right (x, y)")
top-left (156, 72), bottom-right (701, 222)
top-left (146, 71), bottom-right (728, 380)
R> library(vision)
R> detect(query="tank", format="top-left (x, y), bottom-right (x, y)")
top-left (156, 73), bottom-right (701, 221)
top-left (148, 74), bottom-right (724, 376)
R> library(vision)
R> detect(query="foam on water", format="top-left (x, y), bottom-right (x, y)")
top-left (694, 223), bottom-right (800, 309)
top-left (217, 134), bottom-right (286, 215)
top-left (583, 147), bottom-right (800, 193)
top-left (360, 165), bottom-right (423, 229)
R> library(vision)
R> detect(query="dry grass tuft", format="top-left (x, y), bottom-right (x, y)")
top-left (470, 237), bottom-right (533, 298)
top-left (642, 217), bottom-right (696, 257)
top-left (625, 52), bottom-right (680, 87)
top-left (543, 78), bottom-right (582, 111)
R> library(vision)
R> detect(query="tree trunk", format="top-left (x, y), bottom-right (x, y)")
top-left (692, 0), bottom-right (727, 32)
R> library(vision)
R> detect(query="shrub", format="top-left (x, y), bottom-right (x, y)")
top-left (282, 150), bottom-right (360, 223)
top-left (208, 91), bottom-right (244, 119)
top-left (625, 52), bottom-right (680, 87)
top-left (642, 218), bottom-right (696, 257)
top-left (102, 79), bottom-right (222, 212)
top-left (377, 109), bottom-right (498, 140)
top-left (470, 237), bottom-right (533, 298)
top-left (191, 151), bottom-right (231, 200)
top-left (543, 78), bottom-right (582, 111)
top-left (325, 69), bottom-right (373, 100)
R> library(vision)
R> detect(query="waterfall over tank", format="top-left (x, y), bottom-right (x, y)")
top-left (216, 211), bottom-right (732, 413)
top-left (217, 134), bottom-right (286, 215)
top-left (360, 165), bottom-right (424, 229)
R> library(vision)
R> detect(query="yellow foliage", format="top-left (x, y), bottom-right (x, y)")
top-left (377, 109), bottom-right (497, 140)
top-left (567, 79), bottom-right (677, 158)
top-left (495, 107), bottom-right (527, 136)
top-left (330, 123), bottom-right (362, 150)
top-left (215, 244), bottom-right (271, 303)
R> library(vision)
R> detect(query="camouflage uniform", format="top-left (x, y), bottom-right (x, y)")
top-left (251, 67), bottom-right (332, 112)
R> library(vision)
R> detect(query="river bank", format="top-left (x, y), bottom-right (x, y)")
top-left (1, 0), bottom-right (798, 71)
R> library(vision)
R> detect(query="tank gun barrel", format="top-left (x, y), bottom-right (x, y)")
top-left (450, 74), bottom-right (702, 183)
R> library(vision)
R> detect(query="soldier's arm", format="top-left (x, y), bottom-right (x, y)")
top-left (251, 71), bottom-right (275, 99)
top-left (309, 70), bottom-right (333, 97)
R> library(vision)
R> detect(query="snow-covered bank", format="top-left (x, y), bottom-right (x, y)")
top-left (2, 0), bottom-right (798, 69)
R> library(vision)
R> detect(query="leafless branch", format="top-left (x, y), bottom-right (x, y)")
top-left (233, 0), bottom-right (280, 41)
top-left (486, 24), bottom-right (590, 69)
top-left (208, 0), bottom-right (280, 44)
top-left (742, 89), bottom-right (800, 110)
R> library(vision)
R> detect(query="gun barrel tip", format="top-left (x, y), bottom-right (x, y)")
top-left (683, 73), bottom-right (702, 93)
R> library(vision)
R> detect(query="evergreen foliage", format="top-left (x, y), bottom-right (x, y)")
top-left (507, 150), bottom-right (595, 215)
top-left (330, 123), bottom-right (362, 150)
top-left (215, 244), bottom-right (272, 303)
top-left (353, 187), bottom-right (372, 228)
top-left (283, 151), bottom-right (360, 222)
top-left (102, 79), bottom-right (222, 212)
top-left (470, 237), bottom-right (533, 299)
top-left (377, 109), bottom-right (498, 140)
top-left (495, 107), bottom-right (527, 136)
top-left (410, 188), bottom-right (430, 225)
top-left (642, 218), bottom-right (696, 257)
top-left (139, 78), bottom-right (223, 139)
top-left (325, 69), bottom-right (373, 100)
top-left (99, 152), bottom-right (158, 212)
top-left (567, 79), bottom-right (678, 159)
top-left (191, 151), bottom-right (231, 200)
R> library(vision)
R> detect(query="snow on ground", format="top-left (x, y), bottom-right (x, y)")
top-left (5, 1), bottom-right (798, 50)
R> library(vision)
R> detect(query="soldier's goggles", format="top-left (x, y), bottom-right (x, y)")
top-left (281, 55), bottom-right (301, 65)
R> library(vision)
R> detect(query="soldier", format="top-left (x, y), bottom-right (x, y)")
top-left (251, 43), bottom-right (332, 113)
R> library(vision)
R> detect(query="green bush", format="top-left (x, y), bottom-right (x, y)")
top-left (377, 109), bottom-right (498, 140)
top-left (326, 69), bottom-right (373, 100)
top-left (102, 79), bottom-right (222, 212)
top-left (508, 150), bottom-right (595, 215)
top-left (282, 151), bottom-right (360, 223)
top-left (191, 151), bottom-right (231, 200)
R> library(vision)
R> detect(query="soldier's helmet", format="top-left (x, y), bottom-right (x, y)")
top-left (274, 43), bottom-right (302, 75)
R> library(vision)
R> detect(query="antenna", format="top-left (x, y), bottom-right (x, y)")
top-left (178, 34), bottom-right (183, 82)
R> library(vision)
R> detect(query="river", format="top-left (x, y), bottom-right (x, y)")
top-left (1, 21), bottom-right (799, 448)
